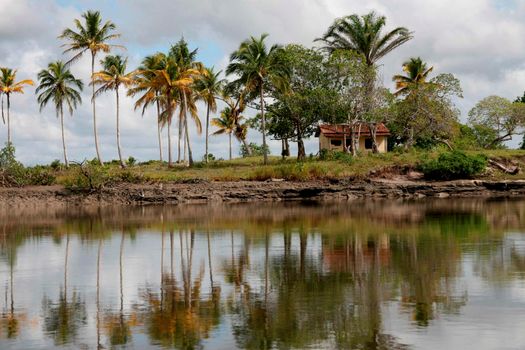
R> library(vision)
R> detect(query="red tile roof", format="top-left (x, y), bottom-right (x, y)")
top-left (315, 123), bottom-right (390, 137)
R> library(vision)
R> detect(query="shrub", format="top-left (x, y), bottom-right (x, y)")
top-left (319, 149), bottom-right (353, 164)
top-left (50, 159), bottom-right (62, 171)
top-left (418, 150), bottom-right (487, 180)
top-left (240, 143), bottom-right (270, 158)
top-left (127, 156), bottom-right (137, 166)
top-left (64, 161), bottom-right (109, 191)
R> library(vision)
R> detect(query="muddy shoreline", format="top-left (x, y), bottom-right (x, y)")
top-left (2, 179), bottom-right (525, 207)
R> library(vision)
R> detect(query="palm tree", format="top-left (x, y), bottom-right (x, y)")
top-left (227, 34), bottom-right (289, 165)
top-left (317, 12), bottom-right (412, 66)
top-left (130, 53), bottom-right (167, 162)
top-left (92, 55), bottom-right (136, 168)
top-left (169, 39), bottom-right (204, 166)
top-left (0, 68), bottom-right (34, 145)
top-left (393, 57), bottom-right (433, 96)
top-left (36, 61), bottom-right (83, 167)
top-left (60, 10), bottom-right (121, 165)
top-left (212, 107), bottom-right (236, 160)
top-left (195, 67), bottom-right (223, 163)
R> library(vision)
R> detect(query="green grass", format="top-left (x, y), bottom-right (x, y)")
top-left (39, 148), bottom-right (525, 187)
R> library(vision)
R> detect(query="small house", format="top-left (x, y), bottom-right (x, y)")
top-left (315, 123), bottom-right (390, 153)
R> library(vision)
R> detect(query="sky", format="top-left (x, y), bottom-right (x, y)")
top-left (1, 0), bottom-right (525, 164)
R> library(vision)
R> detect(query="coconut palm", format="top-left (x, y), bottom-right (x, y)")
top-left (36, 61), bottom-right (83, 167)
top-left (92, 55), bottom-right (136, 168)
top-left (169, 39), bottom-right (204, 166)
top-left (129, 53), bottom-right (167, 162)
top-left (60, 10), bottom-right (121, 165)
top-left (317, 11), bottom-right (412, 66)
top-left (212, 107), bottom-right (236, 160)
top-left (0, 68), bottom-right (34, 145)
top-left (226, 34), bottom-right (289, 165)
top-left (393, 57), bottom-right (434, 96)
top-left (195, 67), bottom-right (223, 163)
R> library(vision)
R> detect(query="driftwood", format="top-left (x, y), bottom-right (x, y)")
top-left (489, 159), bottom-right (520, 175)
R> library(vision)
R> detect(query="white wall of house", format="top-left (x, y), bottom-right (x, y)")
top-left (319, 134), bottom-right (388, 153)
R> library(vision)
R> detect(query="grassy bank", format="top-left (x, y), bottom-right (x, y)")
top-left (3, 148), bottom-right (525, 189)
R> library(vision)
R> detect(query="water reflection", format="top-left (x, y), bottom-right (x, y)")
top-left (0, 199), bottom-right (524, 349)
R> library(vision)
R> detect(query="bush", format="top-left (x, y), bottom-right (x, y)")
top-left (50, 159), bottom-right (63, 171)
top-left (0, 144), bottom-right (56, 186)
top-left (127, 156), bottom-right (137, 166)
top-left (64, 161), bottom-right (109, 191)
top-left (240, 143), bottom-right (270, 158)
top-left (418, 150), bottom-right (487, 180)
top-left (319, 149), bottom-right (353, 163)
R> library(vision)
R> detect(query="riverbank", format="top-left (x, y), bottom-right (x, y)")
top-left (3, 178), bottom-right (525, 207)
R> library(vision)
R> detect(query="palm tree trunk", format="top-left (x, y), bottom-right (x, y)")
top-left (1, 95), bottom-right (5, 125)
top-left (96, 239), bottom-right (102, 350)
top-left (91, 53), bottom-right (103, 165)
top-left (116, 87), bottom-right (125, 167)
top-left (260, 85), bottom-right (268, 165)
top-left (168, 115), bottom-right (173, 167)
top-left (120, 232), bottom-right (124, 314)
top-left (229, 132), bottom-right (232, 160)
top-left (64, 233), bottom-right (69, 300)
top-left (205, 104), bottom-right (210, 164)
top-left (178, 109), bottom-right (182, 163)
top-left (156, 100), bottom-right (163, 162)
top-left (183, 95), bottom-right (194, 166)
top-left (59, 107), bottom-right (69, 168)
top-left (6, 94), bottom-right (11, 145)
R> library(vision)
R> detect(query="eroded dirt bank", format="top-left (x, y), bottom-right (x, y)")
top-left (2, 179), bottom-right (525, 207)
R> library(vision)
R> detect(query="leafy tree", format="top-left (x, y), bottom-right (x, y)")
top-left (195, 67), bottom-right (223, 163)
top-left (390, 73), bottom-right (463, 149)
top-left (60, 10), bottom-right (121, 165)
top-left (92, 55), bottom-right (137, 167)
top-left (240, 142), bottom-right (270, 158)
top-left (227, 34), bottom-right (289, 165)
top-left (468, 96), bottom-right (525, 148)
top-left (211, 107), bottom-right (236, 160)
top-left (0, 68), bottom-right (34, 144)
top-left (130, 53), bottom-right (168, 162)
top-left (169, 39), bottom-right (205, 166)
top-left (36, 61), bottom-right (83, 167)
top-left (393, 57), bottom-right (433, 96)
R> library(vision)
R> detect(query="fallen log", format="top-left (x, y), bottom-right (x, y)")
top-left (488, 159), bottom-right (520, 175)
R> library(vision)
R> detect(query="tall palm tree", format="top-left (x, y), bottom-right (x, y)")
top-left (130, 53), bottom-right (167, 162)
top-left (212, 107), bottom-right (236, 160)
top-left (169, 39), bottom-right (204, 166)
top-left (195, 67), bottom-right (223, 163)
top-left (0, 68), bottom-right (34, 145)
top-left (60, 10), bottom-right (121, 165)
top-left (92, 55), bottom-right (136, 168)
top-left (393, 57), bottom-right (433, 96)
top-left (226, 34), bottom-right (289, 165)
top-left (36, 61), bottom-right (83, 167)
top-left (317, 11), bottom-right (412, 66)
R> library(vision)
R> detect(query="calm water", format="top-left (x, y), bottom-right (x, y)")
top-left (0, 200), bottom-right (524, 349)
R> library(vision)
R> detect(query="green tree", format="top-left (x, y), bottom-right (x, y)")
top-left (92, 55), bottom-right (136, 168)
top-left (195, 67), bottom-right (223, 163)
top-left (60, 10), bottom-right (121, 165)
top-left (0, 68), bottom-right (34, 145)
top-left (212, 107), bottom-right (237, 160)
top-left (129, 53), bottom-right (167, 162)
top-left (36, 61), bottom-right (83, 167)
top-left (468, 96), bottom-right (525, 148)
top-left (393, 57), bottom-right (434, 96)
top-left (227, 34), bottom-right (289, 165)
top-left (390, 73), bottom-right (462, 149)
top-left (317, 12), bottom-right (412, 66)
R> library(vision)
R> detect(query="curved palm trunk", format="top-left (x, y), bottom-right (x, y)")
top-left (260, 86), bottom-right (268, 165)
top-left (229, 133), bottom-right (232, 160)
top-left (91, 53), bottom-right (103, 165)
top-left (177, 111), bottom-right (182, 164)
top-left (205, 104), bottom-right (210, 164)
top-left (1, 95), bottom-right (5, 125)
top-left (183, 95), bottom-right (194, 166)
top-left (59, 107), bottom-right (69, 167)
top-left (116, 87), bottom-right (125, 168)
top-left (156, 100), bottom-right (163, 162)
top-left (6, 93), bottom-right (11, 144)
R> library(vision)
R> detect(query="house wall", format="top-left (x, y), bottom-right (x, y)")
top-left (319, 134), bottom-right (388, 153)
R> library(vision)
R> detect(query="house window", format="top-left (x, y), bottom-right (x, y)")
top-left (330, 139), bottom-right (342, 147)
top-left (365, 138), bottom-right (373, 149)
